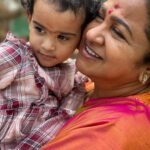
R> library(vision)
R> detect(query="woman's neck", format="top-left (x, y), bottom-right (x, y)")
top-left (90, 82), bottom-right (149, 99)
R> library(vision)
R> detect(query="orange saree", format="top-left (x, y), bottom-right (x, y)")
top-left (41, 92), bottom-right (150, 150)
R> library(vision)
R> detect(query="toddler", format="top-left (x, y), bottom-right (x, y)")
top-left (0, 0), bottom-right (96, 149)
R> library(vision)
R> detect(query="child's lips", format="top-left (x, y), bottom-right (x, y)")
top-left (39, 52), bottom-right (56, 59)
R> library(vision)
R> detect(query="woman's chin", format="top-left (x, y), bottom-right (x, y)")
top-left (76, 55), bottom-right (91, 77)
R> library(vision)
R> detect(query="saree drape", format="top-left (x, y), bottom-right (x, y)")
top-left (41, 92), bottom-right (150, 150)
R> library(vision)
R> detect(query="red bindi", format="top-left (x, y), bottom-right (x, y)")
top-left (108, 9), bottom-right (113, 14)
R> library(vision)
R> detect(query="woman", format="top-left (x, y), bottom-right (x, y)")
top-left (41, 0), bottom-right (150, 149)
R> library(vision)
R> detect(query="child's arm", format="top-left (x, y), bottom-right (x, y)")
top-left (0, 33), bottom-right (23, 143)
top-left (14, 115), bottom-right (67, 150)
top-left (13, 74), bottom-right (92, 150)
top-left (58, 71), bottom-right (90, 118)
top-left (13, 61), bottom-right (93, 149)
top-left (0, 33), bottom-right (22, 89)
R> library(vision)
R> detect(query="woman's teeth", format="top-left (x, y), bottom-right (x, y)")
top-left (86, 46), bottom-right (101, 58)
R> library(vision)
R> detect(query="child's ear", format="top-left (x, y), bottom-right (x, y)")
top-left (27, 14), bottom-right (32, 22)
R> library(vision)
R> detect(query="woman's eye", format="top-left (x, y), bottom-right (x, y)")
top-left (112, 26), bottom-right (126, 40)
top-left (58, 35), bottom-right (69, 41)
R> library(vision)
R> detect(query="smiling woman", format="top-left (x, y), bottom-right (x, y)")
top-left (77, 0), bottom-right (149, 90)
top-left (41, 0), bottom-right (150, 149)
top-left (0, 0), bottom-right (96, 149)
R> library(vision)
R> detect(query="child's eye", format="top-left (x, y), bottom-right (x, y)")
top-left (34, 26), bottom-right (45, 33)
top-left (57, 35), bottom-right (69, 41)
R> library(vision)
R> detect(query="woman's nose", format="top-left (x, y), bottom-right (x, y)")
top-left (86, 25), bottom-right (105, 45)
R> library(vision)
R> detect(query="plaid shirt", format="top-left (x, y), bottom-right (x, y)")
top-left (0, 33), bottom-right (88, 150)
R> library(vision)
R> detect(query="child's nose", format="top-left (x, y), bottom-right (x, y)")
top-left (42, 38), bottom-right (56, 51)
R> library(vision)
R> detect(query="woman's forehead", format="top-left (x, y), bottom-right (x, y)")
top-left (102, 0), bottom-right (146, 13)
top-left (97, 0), bottom-right (149, 50)
top-left (102, 0), bottom-right (147, 27)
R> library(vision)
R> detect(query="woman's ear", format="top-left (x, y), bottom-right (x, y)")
top-left (139, 66), bottom-right (150, 85)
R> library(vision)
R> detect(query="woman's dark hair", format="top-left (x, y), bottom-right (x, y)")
top-left (20, 0), bottom-right (98, 31)
top-left (143, 0), bottom-right (150, 64)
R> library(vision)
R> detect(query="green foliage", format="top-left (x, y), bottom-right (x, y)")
top-left (9, 15), bottom-right (29, 38)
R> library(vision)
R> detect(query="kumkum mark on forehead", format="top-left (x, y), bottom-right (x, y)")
top-left (108, 3), bottom-right (120, 14)
top-left (108, 9), bottom-right (113, 14)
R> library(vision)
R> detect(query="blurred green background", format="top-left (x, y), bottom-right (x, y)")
top-left (0, 0), bottom-right (29, 42)
top-left (0, 0), bottom-right (103, 42)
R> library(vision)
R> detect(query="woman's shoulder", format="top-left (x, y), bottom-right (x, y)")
top-left (114, 111), bottom-right (150, 149)
top-left (71, 97), bottom-right (150, 131)
top-left (41, 97), bottom-right (150, 150)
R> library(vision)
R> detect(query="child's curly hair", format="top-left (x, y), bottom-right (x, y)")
top-left (20, 0), bottom-right (100, 31)
top-left (21, 0), bottom-right (35, 15)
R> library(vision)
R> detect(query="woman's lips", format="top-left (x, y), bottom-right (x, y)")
top-left (82, 45), bottom-right (103, 60)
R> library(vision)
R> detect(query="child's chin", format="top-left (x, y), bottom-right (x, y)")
top-left (39, 62), bottom-right (53, 68)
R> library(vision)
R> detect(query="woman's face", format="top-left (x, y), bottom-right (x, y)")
top-left (76, 0), bottom-right (149, 87)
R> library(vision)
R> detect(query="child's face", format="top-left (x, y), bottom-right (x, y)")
top-left (28, 0), bottom-right (85, 67)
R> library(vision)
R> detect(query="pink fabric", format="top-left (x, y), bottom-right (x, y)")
top-left (41, 95), bottom-right (150, 150)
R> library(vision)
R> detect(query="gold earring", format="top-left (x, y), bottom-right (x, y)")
top-left (139, 73), bottom-right (149, 85)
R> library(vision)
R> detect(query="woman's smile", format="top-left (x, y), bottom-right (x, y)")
top-left (81, 44), bottom-right (103, 60)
